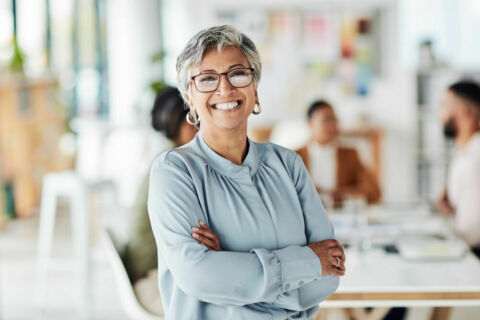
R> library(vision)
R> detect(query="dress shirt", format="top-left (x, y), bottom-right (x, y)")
top-left (448, 132), bottom-right (480, 247)
top-left (308, 142), bottom-right (336, 191)
top-left (148, 133), bottom-right (339, 320)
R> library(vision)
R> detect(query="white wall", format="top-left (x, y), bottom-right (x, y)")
top-left (106, 0), bottom-right (162, 125)
top-left (102, 0), bottom-right (163, 207)
top-left (399, 0), bottom-right (480, 71)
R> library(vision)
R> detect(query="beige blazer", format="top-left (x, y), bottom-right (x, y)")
top-left (296, 145), bottom-right (381, 204)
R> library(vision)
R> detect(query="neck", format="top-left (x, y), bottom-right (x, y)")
top-left (456, 121), bottom-right (480, 149)
top-left (201, 127), bottom-right (248, 165)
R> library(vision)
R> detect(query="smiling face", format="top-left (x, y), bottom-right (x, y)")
top-left (185, 46), bottom-right (257, 135)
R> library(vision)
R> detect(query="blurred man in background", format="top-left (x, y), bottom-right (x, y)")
top-left (437, 80), bottom-right (480, 258)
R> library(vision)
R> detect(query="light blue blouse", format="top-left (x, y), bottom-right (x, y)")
top-left (148, 133), bottom-right (339, 320)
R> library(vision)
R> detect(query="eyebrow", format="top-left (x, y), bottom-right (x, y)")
top-left (199, 64), bottom-right (247, 73)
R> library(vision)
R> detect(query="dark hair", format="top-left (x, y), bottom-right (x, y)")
top-left (448, 80), bottom-right (480, 110)
top-left (307, 100), bottom-right (333, 119)
top-left (151, 87), bottom-right (188, 140)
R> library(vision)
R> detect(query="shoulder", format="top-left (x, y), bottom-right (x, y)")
top-left (253, 140), bottom-right (302, 169)
top-left (295, 145), bottom-right (309, 158)
top-left (338, 146), bottom-right (357, 155)
top-left (150, 139), bottom-right (205, 178)
top-left (337, 146), bottom-right (361, 162)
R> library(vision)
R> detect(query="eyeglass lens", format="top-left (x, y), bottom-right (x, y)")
top-left (194, 69), bottom-right (253, 92)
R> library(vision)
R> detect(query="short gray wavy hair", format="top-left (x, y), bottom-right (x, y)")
top-left (176, 25), bottom-right (262, 105)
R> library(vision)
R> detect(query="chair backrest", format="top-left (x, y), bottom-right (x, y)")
top-left (102, 228), bottom-right (163, 320)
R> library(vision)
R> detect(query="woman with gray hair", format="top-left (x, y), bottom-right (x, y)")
top-left (148, 25), bottom-right (344, 319)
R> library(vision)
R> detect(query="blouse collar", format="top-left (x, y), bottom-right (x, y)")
top-left (195, 133), bottom-right (258, 178)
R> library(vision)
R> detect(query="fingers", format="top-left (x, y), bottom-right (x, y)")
top-left (192, 232), bottom-right (219, 250)
top-left (326, 239), bottom-right (346, 262)
top-left (328, 255), bottom-right (340, 267)
top-left (328, 247), bottom-right (346, 262)
top-left (313, 239), bottom-right (346, 276)
top-left (323, 262), bottom-right (345, 276)
top-left (329, 258), bottom-right (346, 275)
top-left (319, 255), bottom-right (346, 276)
top-left (322, 239), bottom-right (344, 252)
top-left (334, 267), bottom-right (345, 276)
top-left (192, 221), bottom-right (221, 251)
top-left (193, 225), bottom-right (218, 242)
top-left (328, 255), bottom-right (345, 271)
top-left (328, 247), bottom-right (343, 257)
top-left (334, 257), bottom-right (346, 271)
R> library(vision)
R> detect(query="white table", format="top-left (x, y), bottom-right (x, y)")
top-left (323, 248), bottom-right (480, 308)
top-left (319, 208), bottom-right (480, 319)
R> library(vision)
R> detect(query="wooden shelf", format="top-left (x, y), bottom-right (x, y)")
top-left (0, 76), bottom-right (74, 218)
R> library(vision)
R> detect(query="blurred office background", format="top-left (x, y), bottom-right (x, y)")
top-left (1, 0), bottom-right (480, 319)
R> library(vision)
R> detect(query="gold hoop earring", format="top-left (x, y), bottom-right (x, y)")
top-left (186, 111), bottom-right (200, 126)
top-left (253, 102), bottom-right (262, 115)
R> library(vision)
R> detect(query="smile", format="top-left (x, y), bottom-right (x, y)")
top-left (211, 100), bottom-right (241, 111)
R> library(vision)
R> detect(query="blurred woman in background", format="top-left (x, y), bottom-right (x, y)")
top-left (296, 100), bottom-right (380, 208)
top-left (124, 87), bottom-right (196, 315)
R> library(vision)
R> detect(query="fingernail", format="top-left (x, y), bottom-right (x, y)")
top-left (193, 233), bottom-right (199, 238)
top-left (199, 220), bottom-right (205, 225)
top-left (192, 227), bottom-right (199, 231)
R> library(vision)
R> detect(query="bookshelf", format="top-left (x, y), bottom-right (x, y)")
top-left (0, 75), bottom-right (74, 218)
top-left (414, 69), bottom-right (480, 201)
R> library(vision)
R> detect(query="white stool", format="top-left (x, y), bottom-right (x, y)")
top-left (35, 171), bottom-right (91, 315)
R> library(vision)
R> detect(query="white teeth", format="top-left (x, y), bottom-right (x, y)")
top-left (215, 101), bottom-right (238, 110)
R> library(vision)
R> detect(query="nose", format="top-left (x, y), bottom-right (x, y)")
top-left (215, 74), bottom-right (234, 95)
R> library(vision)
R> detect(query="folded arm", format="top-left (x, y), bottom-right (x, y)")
top-left (148, 156), bottom-right (324, 307)
top-left (269, 154), bottom-right (343, 310)
top-left (190, 153), bottom-right (343, 311)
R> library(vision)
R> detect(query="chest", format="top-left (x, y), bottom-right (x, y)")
top-left (309, 148), bottom-right (337, 189)
top-left (448, 156), bottom-right (479, 204)
top-left (195, 166), bottom-right (307, 252)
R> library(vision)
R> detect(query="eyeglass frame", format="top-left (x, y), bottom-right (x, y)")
top-left (190, 67), bottom-right (255, 93)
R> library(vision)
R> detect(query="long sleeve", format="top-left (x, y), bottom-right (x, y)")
top-left (452, 161), bottom-right (480, 247)
top-left (269, 154), bottom-right (340, 311)
top-left (148, 155), bottom-right (322, 307)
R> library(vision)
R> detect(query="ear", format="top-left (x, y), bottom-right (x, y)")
top-left (184, 93), bottom-right (195, 113)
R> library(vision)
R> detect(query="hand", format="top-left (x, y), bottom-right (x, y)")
top-left (192, 221), bottom-right (222, 251)
top-left (436, 189), bottom-right (454, 216)
top-left (307, 239), bottom-right (346, 276)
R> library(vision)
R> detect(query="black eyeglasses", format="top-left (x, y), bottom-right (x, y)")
top-left (191, 68), bottom-right (254, 93)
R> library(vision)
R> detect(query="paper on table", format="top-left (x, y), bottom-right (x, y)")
top-left (397, 235), bottom-right (468, 261)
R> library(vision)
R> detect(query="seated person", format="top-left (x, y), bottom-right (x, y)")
top-left (123, 87), bottom-right (197, 315)
top-left (436, 80), bottom-right (480, 258)
top-left (296, 100), bottom-right (381, 207)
